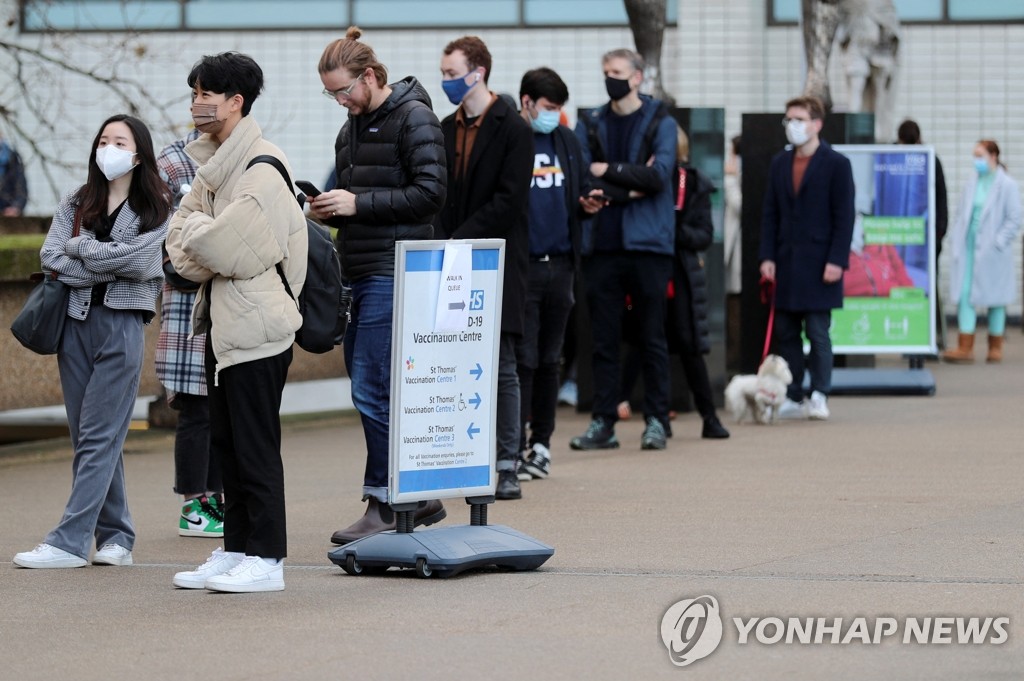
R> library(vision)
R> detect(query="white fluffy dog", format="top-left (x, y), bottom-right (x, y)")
top-left (724, 354), bottom-right (793, 425)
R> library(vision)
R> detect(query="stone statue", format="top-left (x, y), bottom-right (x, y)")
top-left (837, 0), bottom-right (900, 141)
top-left (801, 0), bottom-right (901, 142)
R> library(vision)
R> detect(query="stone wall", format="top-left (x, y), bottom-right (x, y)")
top-left (0, 230), bottom-right (346, 411)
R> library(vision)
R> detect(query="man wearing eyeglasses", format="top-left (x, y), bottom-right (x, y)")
top-left (759, 95), bottom-right (855, 421)
top-left (310, 27), bottom-right (448, 545)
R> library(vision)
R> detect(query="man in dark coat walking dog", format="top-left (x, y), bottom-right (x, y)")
top-left (759, 95), bottom-right (855, 421)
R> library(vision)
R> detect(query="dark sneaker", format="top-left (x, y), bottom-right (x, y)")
top-left (640, 417), bottom-right (667, 450)
top-left (701, 415), bottom-right (730, 439)
top-left (516, 453), bottom-right (532, 482)
top-left (523, 443), bottom-right (552, 479)
top-left (495, 470), bottom-right (522, 500)
top-left (570, 417), bottom-right (619, 450)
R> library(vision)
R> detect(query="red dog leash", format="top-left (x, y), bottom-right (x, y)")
top-left (759, 276), bottom-right (776, 362)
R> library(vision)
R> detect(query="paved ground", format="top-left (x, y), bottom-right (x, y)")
top-left (1, 338), bottom-right (1022, 680)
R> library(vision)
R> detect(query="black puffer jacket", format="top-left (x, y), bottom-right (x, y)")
top-left (668, 166), bottom-right (715, 355)
top-left (327, 76), bottom-right (447, 280)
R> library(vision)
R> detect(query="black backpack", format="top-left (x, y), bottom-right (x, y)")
top-left (246, 155), bottom-right (350, 354)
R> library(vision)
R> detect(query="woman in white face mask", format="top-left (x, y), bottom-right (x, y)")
top-left (943, 139), bottom-right (1022, 364)
top-left (13, 114), bottom-right (171, 570)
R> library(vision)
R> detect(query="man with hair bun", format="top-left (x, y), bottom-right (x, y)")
top-left (311, 27), bottom-right (448, 545)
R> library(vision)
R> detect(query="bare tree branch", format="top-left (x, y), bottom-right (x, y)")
top-left (624, 0), bottom-right (674, 106)
top-left (802, 0), bottom-right (843, 110)
top-left (0, 3), bottom-right (189, 208)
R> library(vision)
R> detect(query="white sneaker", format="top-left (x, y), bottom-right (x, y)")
top-left (557, 380), bottom-right (578, 407)
top-left (205, 555), bottom-right (284, 593)
top-left (778, 398), bottom-right (808, 420)
top-left (13, 543), bottom-right (87, 569)
top-left (173, 547), bottom-right (243, 589)
top-left (808, 391), bottom-right (831, 420)
top-left (93, 543), bottom-right (133, 566)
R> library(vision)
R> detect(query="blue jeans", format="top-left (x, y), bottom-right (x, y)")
top-left (774, 310), bottom-right (832, 401)
top-left (344, 277), bottom-right (394, 503)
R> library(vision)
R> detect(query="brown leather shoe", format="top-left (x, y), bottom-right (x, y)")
top-left (330, 498), bottom-right (447, 545)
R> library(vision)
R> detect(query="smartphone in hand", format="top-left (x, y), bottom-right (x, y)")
top-left (295, 180), bottom-right (322, 198)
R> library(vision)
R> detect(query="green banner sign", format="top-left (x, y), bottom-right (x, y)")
top-left (832, 146), bottom-right (937, 353)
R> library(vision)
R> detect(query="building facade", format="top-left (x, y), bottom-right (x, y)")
top-left (4, 0), bottom-right (1022, 314)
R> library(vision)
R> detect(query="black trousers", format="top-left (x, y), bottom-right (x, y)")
top-left (205, 336), bottom-right (291, 559)
top-left (677, 351), bottom-right (715, 419)
top-left (583, 251), bottom-right (673, 424)
top-left (622, 347), bottom-right (716, 420)
top-left (172, 393), bottom-right (221, 496)
top-left (517, 257), bottom-right (575, 449)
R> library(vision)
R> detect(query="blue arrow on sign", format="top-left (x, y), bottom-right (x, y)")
top-left (470, 363), bottom-right (483, 380)
top-left (467, 422), bottom-right (481, 439)
top-left (468, 392), bottom-right (482, 410)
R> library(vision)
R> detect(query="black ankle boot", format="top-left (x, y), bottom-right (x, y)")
top-left (702, 414), bottom-right (730, 439)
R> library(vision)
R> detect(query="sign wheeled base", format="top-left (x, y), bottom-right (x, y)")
top-left (804, 367), bottom-right (936, 396)
top-left (328, 524), bottom-right (554, 579)
top-left (328, 499), bottom-right (553, 579)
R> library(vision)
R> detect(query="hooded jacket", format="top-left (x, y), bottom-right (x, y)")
top-left (325, 76), bottom-right (447, 280)
top-left (574, 95), bottom-right (677, 257)
top-left (166, 115), bottom-right (308, 381)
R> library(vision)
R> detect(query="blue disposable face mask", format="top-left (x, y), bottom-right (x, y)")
top-left (530, 107), bottom-right (561, 134)
top-left (442, 70), bottom-right (480, 106)
top-left (974, 157), bottom-right (990, 175)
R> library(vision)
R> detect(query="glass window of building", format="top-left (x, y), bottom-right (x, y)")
top-left (21, 0), bottom-right (677, 31)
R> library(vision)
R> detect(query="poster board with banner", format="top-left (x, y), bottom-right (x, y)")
top-left (389, 239), bottom-right (504, 505)
top-left (328, 237), bottom-right (555, 579)
top-left (832, 145), bottom-right (938, 355)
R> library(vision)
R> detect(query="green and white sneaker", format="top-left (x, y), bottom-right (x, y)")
top-left (179, 496), bottom-right (224, 538)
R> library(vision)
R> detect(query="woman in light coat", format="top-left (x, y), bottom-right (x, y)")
top-left (943, 140), bottom-right (1022, 363)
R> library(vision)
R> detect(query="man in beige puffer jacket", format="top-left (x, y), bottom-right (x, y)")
top-left (166, 52), bottom-right (307, 594)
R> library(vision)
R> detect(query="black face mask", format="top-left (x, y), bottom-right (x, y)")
top-left (605, 76), bottom-right (632, 101)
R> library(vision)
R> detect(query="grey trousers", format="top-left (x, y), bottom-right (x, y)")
top-left (46, 305), bottom-right (143, 559)
top-left (495, 332), bottom-right (521, 472)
